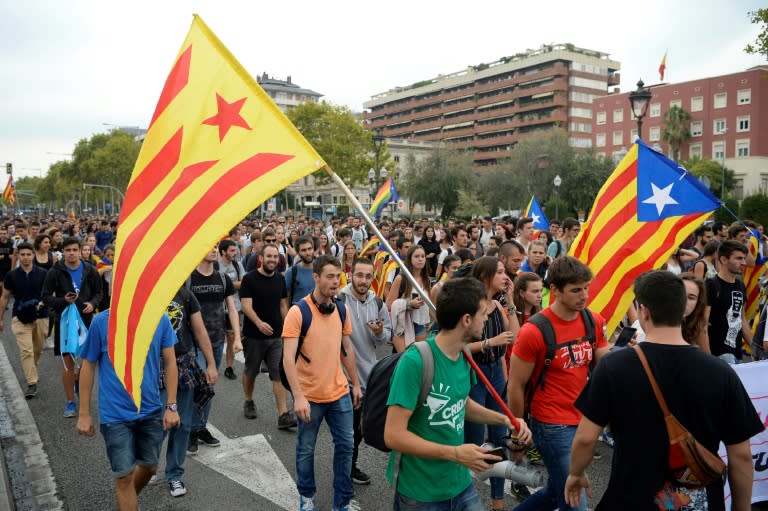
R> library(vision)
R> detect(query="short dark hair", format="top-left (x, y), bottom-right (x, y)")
top-left (470, 256), bottom-right (500, 286)
top-left (33, 234), bottom-right (50, 251)
top-left (547, 256), bottom-right (592, 291)
top-left (295, 235), bottom-right (313, 251)
top-left (694, 225), bottom-right (713, 238)
top-left (450, 226), bottom-right (466, 241)
top-left (337, 228), bottom-right (351, 239)
top-left (517, 217), bottom-right (533, 230)
top-left (16, 241), bottom-right (34, 253)
top-left (443, 254), bottom-right (461, 269)
top-left (717, 240), bottom-right (747, 260)
top-left (396, 235), bottom-right (411, 250)
top-left (455, 248), bottom-right (474, 263)
top-left (728, 223), bottom-right (748, 240)
top-left (313, 254), bottom-right (341, 275)
top-left (498, 239), bottom-right (525, 257)
top-left (562, 218), bottom-right (580, 231)
top-left (351, 257), bottom-right (373, 274)
top-left (261, 243), bottom-right (279, 256)
top-left (62, 236), bottom-right (80, 250)
top-left (702, 239), bottom-right (720, 257)
top-left (218, 239), bottom-right (236, 255)
top-left (712, 221), bottom-right (727, 234)
top-left (634, 271), bottom-right (685, 327)
top-left (435, 277), bottom-right (487, 330)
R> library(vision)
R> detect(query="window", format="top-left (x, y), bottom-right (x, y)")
top-left (737, 115), bottom-right (750, 132)
top-left (736, 139), bottom-right (750, 157)
top-left (713, 141), bottom-right (725, 161)
top-left (714, 92), bottom-right (727, 108)
top-left (737, 89), bottom-right (751, 105)
top-left (596, 111), bottom-right (606, 125)
top-left (762, 175), bottom-right (768, 194)
top-left (596, 133), bottom-right (606, 147)
top-left (649, 126), bottom-right (661, 141)
top-left (569, 76), bottom-right (607, 89)
top-left (714, 119), bottom-right (726, 134)
top-left (569, 107), bottom-right (592, 118)
top-left (630, 129), bottom-right (638, 142)
top-left (569, 122), bottom-right (592, 133)
top-left (613, 130), bottom-right (623, 146)
top-left (669, 99), bottom-right (682, 109)
top-left (613, 109), bottom-right (624, 123)
top-left (691, 121), bottom-right (703, 137)
top-left (690, 96), bottom-right (703, 112)
top-left (650, 103), bottom-right (661, 117)
top-left (569, 91), bottom-right (598, 103)
top-left (689, 143), bottom-right (702, 159)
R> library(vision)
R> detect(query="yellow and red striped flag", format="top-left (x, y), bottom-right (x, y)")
top-left (659, 51), bottom-right (667, 81)
top-left (109, 15), bottom-right (325, 408)
top-left (743, 234), bottom-right (766, 323)
top-left (570, 141), bottom-right (719, 336)
top-left (2, 176), bottom-right (15, 206)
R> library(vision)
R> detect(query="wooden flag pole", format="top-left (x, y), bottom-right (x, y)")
top-left (324, 166), bottom-right (434, 311)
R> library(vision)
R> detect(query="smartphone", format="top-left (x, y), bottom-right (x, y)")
top-left (614, 326), bottom-right (637, 348)
top-left (486, 446), bottom-right (507, 461)
top-left (412, 292), bottom-right (419, 299)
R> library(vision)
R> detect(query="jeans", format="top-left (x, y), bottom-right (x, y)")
top-left (513, 418), bottom-right (586, 511)
top-left (193, 342), bottom-right (224, 431)
top-left (394, 484), bottom-right (483, 511)
top-left (296, 394), bottom-right (353, 508)
top-left (100, 410), bottom-right (164, 478)
top-left (160, 383), bottom-right (195, 481)
top-left (464, 358), bottom-right (507, 501)
top-left (718, 353), bottom-right (741, 365)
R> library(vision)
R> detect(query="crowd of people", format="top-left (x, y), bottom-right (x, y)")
top-left (1, 211), bottom-right (765, 511)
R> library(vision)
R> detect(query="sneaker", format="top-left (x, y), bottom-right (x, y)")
top-left (169, 479), bottom-right (187, 497)
top-left (278, 412), bottom-right (297, 430)
top-left (526, 445), bottom-right (542, 465)
top-left (599, 430), bottom-right (615, 448)
top-left (351, 466), bottom-right (370, 485)
top-left (244, 400), bottom-right (257, 419)
top-left (187, 431), bottom-right (199, 455)
top-left (593, 451), bottom-right (603, 460)
top-left (63, 400), bottom-right (77, 418)
top-left (25, 384), bottom-right (37, 399)
top-left (196, 428), bottom-right (221, 447)
top-left (148, 474), bottom-right (164, 486)
top-left (511, 483), bottom-right (531, 501)
top-left (224, 366), bottom-right (236, 380)
top-left (299, 495), bottom-right (316, 511)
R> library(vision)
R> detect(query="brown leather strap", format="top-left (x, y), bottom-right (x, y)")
top-left (632, 344), bottom-right (672, 416)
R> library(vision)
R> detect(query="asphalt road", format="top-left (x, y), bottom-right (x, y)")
top-left (1, 313), bottom-right (617, 511)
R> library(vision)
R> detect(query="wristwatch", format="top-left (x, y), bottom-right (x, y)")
top-left (165, 403), bottom-right (178, 412)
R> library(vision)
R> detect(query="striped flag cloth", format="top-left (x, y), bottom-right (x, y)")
top-left (570, 140), bottom-right (720, 336)
top-left (369, 177), bottom-right (397, 219)
top-left (659, 51), bottom-right (667, 81)
top-left (2, 176), bottom-right (15, 206)
top-left (109, 15), bottom-right (325, 408)
top-left (743, 234), bottom-right (767, 323)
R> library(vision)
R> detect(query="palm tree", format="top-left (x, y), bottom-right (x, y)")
top-left (662, 105), bottom-right (692, 161)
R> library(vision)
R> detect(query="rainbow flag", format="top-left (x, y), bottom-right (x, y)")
top-left (2, 176), bottom-right (14, 206)
top-left (522, 195), bottom-right (549, 231)
top-left (369, 176), bottom-right (397, 219)
top-left (570, 140), bottom-right (720, 336)
top-left (659, 51), bottom-right (667, 81)
top-left (109, 15), bottom-right (325, 408)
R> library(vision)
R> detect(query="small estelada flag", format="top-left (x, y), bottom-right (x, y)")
top-left (659, 51), bottom-right (667, 81)
top-left (2, 176), bottom-right (15, 206)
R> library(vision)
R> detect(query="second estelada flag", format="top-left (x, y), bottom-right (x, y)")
top-left (109, 15), bottom-right (326, 408)
top-left (570, 140), bottom-right (720, 336)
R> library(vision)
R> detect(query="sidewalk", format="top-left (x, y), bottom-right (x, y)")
top-left (0, 335), bottom-right (62, 511)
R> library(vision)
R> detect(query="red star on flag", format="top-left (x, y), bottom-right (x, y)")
top-left (203, 93), bottom-right (251, 141)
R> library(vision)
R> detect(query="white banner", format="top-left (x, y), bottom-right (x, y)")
top-left (721, 359), bottom-right (768, 508)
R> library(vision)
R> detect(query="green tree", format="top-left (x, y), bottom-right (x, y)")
top-left (286, 102), bottom-right (383, 186)
top-left (683, 156), bottom-right (735, 200)
top-left (559, 151), bottom-right (615, 215)
top-left (662, 105), bottom-right (692, 161)
top-left (745, 9), bottom-right (768, 58)
top-left (454, 189), bottom-right (489, 219)
top-left (402, 148), bottom-right (474, 217)
top-left (740, 194), bottom-right (768, 228)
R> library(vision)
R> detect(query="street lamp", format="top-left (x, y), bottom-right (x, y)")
top-left (628, 79), bottom-right (652, 141)
top-left (553, 174), bottom-right (562, 220)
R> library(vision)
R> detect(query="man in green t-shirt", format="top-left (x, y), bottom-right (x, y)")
top-left (384, 277), bottom-right (531, 510)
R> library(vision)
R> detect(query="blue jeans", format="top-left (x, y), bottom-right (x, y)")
top-left (160, 383), bottom-right (195, 481)
top-left (100, 410), bottom-right (164, 478)
top-left (514, 418), bottom-right (586, 511)
top-left (193, 342), bottom-right (224, 431)
top-left (464, 358), bottom-right (507, 500)
top-left (296, 394), bottom-right (353, 508)
top-left (394, 484), bottom-right (483, 511)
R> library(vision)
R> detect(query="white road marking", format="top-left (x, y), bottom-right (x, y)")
top-left (193, 423), bottom-right (298, 510)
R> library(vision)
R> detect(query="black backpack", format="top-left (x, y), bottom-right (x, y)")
top-left (362, 342), bottom-right (434, 453)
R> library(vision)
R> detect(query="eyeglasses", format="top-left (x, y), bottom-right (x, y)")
top-left (264, 238), bottom-right (277, 243)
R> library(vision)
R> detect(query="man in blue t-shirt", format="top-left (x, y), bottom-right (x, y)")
top-left (285, 236), bottom-right (315, 305)
top-left (76, 310), bottom-right (179, 511)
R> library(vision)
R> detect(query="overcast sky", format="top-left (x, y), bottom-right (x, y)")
top-left (0, 0), bottom-right (765, 178)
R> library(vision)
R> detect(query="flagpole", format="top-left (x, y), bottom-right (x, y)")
top-left (324, 166), bottom-right (435, 311)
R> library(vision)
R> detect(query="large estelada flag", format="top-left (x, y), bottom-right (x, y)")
top-left (743, 233), bottom-right (767, 323)
top-left (2, 176), bottom-right (15, 206)
top-left (110, 15), bottom-right (325, 408)
top-left (522, 195), bottom-right (549, 231)
top-left (369, 176), bottom-right (397, 219)
top-left (570, 140), bottom-right (720, 336)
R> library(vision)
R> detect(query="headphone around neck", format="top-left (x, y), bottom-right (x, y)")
top-left (310, 292), bottom-right (336, 314)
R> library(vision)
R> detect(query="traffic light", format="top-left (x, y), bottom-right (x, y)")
top-left (5, 163), bottom-right (11, 175)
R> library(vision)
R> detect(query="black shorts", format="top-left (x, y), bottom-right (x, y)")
top-left (243, 337), bottom-right (282, 381)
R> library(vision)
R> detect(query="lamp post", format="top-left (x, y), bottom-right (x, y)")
top-left (720, 128), bottom-right (728, 200)
top-left (553, 174), bottom-right (562, 220)
top-left (628, 79), bottom-right (652, 141)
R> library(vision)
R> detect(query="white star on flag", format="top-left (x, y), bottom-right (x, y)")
top-left (642, 182), bottom-right (679, 216)
top-left (531, 213), bottom-right (541, 225)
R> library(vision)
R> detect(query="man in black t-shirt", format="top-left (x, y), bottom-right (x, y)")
top-left (565, 271), bottom-right (763, 511)
top-left (239, 244), bottom-right (294, 428)
top-left (705, 240), bottom-right (752, 364)
top-left (0, 225), bottom-right (15, 280)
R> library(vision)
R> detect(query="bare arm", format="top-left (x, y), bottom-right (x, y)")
top-left (76, 359), bottom-right (97, 436)
top-left (386, 275), bottom-right (403, 310)
top-left (190, 311), bottom-right (217, 384)
top-left (225, 295), bottom-right (242, 350)
top-left (162, 346), bottom-right (180, 430)
top-left (726, 440), bottom-right (754, 511)
top-left (741, 312), bottom-right (753, 346)
top-left (564, 416), bottom-right (603, 507)
top-left (280, 297), bottom-right (288, 320)
top-left (593, 347), bottom-right (611, 366)
top-left (0, 288), bottom-right (10, 331)
top-left (282, 336), bottom-right (310, 421)
top-left (507, 354), bottom-right (535, 418)
top-left (692, 260), bottom-right (706, 281)
top-left (340, 335), bottom-right (362, 407)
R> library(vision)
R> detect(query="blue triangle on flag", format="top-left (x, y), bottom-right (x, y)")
top-left (527, 195), bottom-right (550, 230)
top-left (636, 140), bottom-right (721, 222)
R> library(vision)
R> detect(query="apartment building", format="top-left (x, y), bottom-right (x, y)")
top-left (256, 73), bottom-right (322, 112)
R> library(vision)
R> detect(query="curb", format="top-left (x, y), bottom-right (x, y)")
top-left (0, 336), bottom-right (63, 510)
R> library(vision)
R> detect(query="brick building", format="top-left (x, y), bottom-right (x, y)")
top-left (592, 65), bottom-right (768, 198)
top-left (363, 44), bottom-right (620, 167)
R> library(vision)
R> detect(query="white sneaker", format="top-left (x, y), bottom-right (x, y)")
top-left (148, 474), bottom-right (163, 486)
top-left (169, 480), bottom-right (187, 497)
top-left (299, 495), bottom-right (315, 511)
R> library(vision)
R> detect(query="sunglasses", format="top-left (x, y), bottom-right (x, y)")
top-left (264, 238), bottom-right (277, 243)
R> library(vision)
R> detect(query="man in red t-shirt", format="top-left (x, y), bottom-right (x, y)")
top-left (507, 256), bottom-right (610, 511)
